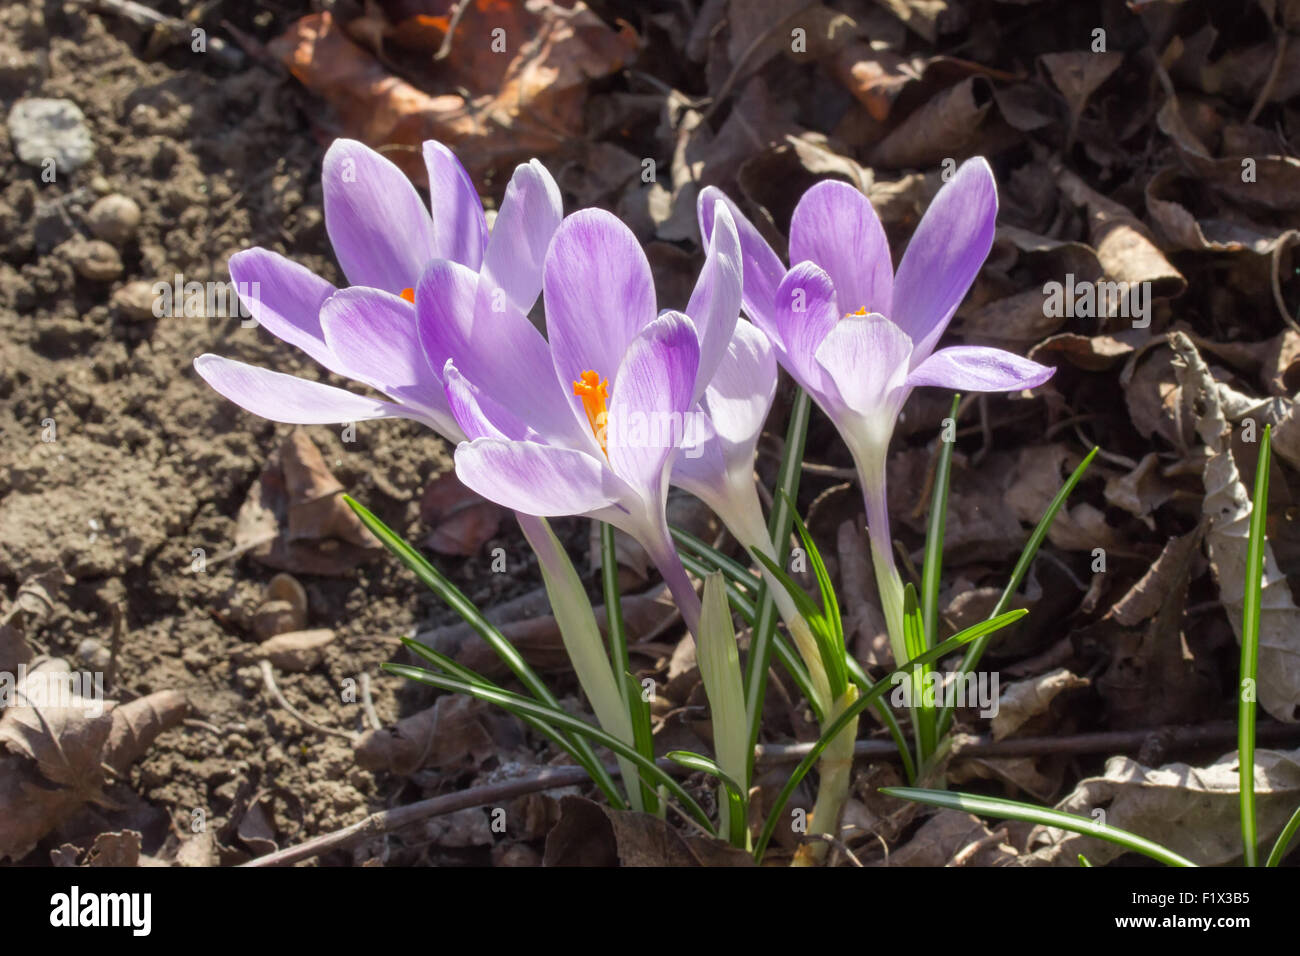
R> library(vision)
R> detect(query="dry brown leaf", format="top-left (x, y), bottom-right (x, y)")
top-left (1054, 164), bottom-right (1187, 303)
top-left (235, 429), bottom-right (380, 576)
top-left (354, 694), bottom-right (499, 775)
top-left (868, 76), bottom-right (1000, 169)
top-left (420, 470), bottom-right (504, 557)
top-left (992, 667), bottom-right (1090, 740)
top-left (0, 684), bottom-right (187, 862)
top-left (1019, 748), bottom-right (1300, 866)
top-left (542, 795), bottom-right (754, 866)
top-left (1172, 332), bottom-right (1300, 722)
top-left (873, 809), bottom-right (1017, 866)
top-left (271, 6), bottom-right (636, 181)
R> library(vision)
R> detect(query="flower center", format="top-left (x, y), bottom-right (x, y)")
top-left (400, 288), bottom-right (416, 303)
top-left (844, 306), bottom-right (868, 319)
top-left (572, 370), bottom-right (609, 453)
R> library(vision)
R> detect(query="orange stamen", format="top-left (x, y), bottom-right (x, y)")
top-left (573, 370), bottom-right (609, 453)
top-left (400, 287), bottom-right (416, 303)
top-left (844, 306), bottom-right (868, 319)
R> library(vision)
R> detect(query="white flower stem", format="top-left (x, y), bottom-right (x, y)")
top-left (517, 513), bottom-right (643, 811)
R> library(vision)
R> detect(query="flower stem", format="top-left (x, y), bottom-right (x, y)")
top-left (642, 520), bottom-right (703, 638)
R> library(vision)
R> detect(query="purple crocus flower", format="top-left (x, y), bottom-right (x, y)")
top-left (698, 158), bottom-right (1054, 660)
top-left (194, 138), bottom-right (561, 440)
top-left (428, 206), bottom-right (744, 636)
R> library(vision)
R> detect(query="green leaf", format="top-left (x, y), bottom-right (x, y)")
top-left (785, 493), bottom-right (849, 700)
top-left (921, 394), bottom-right (960, 651)
top-left (679, 550), bottom-right (757, 622)
top-left (745, 389), bottom-right (812, 778)
top-left (937, 446), bottom-right (1098, 738)
top-left (602, 521), bottom-right (657, 813)
top-left (670, 526), bottom-right (760, 594)
top-left (750, 547), bottom-right (831, 647)
top-left (667, 750), bottom-right (749, 849)
top-left (752, 610), bottom-right (1026, 860)
top-left (1265, 802), bottom-right (1300, 867)
top-left (844, 655), bottom-right (916, 784)
top-left (344, 496), bottom-right (621, 807)
top-left (1240, 425), bottom-right (1271, 866)
top-left (902, 584), bottom-right (935, 761)
top-left (399, 639), bottom-right (624, 805)
top-left (385, 663), bottom-right (714, 833)
top-left (881, 788), bottom-right (1197, 868)
top-left (624, 669), bottom-right (660, 815)
top-left (772, 635), bottom-right (824, 723)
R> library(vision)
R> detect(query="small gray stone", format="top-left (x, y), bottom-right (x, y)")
top-left (61, 238), bottom-right (122, 281)
top-left (86, 194), bottom-right (141, 245)
top-left (7, 98), bottom-right (95, 174)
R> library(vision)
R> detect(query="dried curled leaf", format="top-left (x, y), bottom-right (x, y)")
top-left (1171, 331), bottom-right (1300, 721)
top-left (1019, 748), bottom-right (1300, 867)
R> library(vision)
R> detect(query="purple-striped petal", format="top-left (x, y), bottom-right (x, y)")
top-left (544, 209), bottom-right (657, 419)
top-left (193, 354), bottom-right (416, 425)
top-left (606, 311), bottom-right (701, 497)
top-left (423, 140), bottom-right (489, 269)
top-left (814, 313), bottom-right (912, 418)
top-left (454, 438), bottom-right (631, 518)
top-left (789, 179), bottom-right (893, 317)
top-left (417, 259), bottom-right (588, 449)
top-left (697, 186), bottom-right (785, 343)
top-left (323, 139), bottom-right (436, 293)
top-left (772, 262), bottom-right (840, 395)
top-left (685, 201), bottom-right (742, 402)
top-left (319, 287), bottom-right (454, 433)
top-left (672, 321), bottom-right (775, 500)
top-left (227, 249), bottom-right (340, 373)
top-left (481, 159), bottom-right (562, 315)
top-left (703, 321), bottom-right (777, 450)
top-left (444, 362), bottom-right (537, 442)
top-left (891, 158), bottom-right (998, 360)
top-left (906, 345), bottom-right (1055, 393)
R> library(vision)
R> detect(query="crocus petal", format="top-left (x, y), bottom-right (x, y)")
top-left (227, 248), bottom-right (340, 373)
top-left (788, 179), bottom-right (892, 316)
top-left (772, 262), bottom-right (841, 396)
top-left (814, 313), bottom-right (912, 419)
top-left (906, 345), bottom-right (1055, 393)
top-left (702, 320), bottom-right (778, 451)
top-left (481, 159), bottom-right (562, 315)
top-left (544, 209), bottom-right (657, 419)
top-left (454, 438), bottom-right (632, 518)
top-left (672, 321), bottom-right (775, 499)
top-left (319, 287), bottom-right (456, 434)
top-left (891, 157), bottom-right (998, 360)
top-left (423, 140), bottom-right (488, 269)
top-left (697, 185), bottom-right (785, 343)
top-left (323, 139), bottom-right (436, 293)
top-left (685, 201), bottom-right (742, 402)
top-left (444, 362), bottom-right (536, 442)
top-left (193, 354), bottom-right (416, 425)
top-left (606, 311), bottom-right (701, 498)
top-left (417, 259), bottom-right (589, 449)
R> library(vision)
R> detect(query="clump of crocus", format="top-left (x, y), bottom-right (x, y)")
top-left (432, 205), bottom-right (744, 639)
top-left (195, 138), bottom-right (561, 438)
top-left (699, 159), bottom-right (1054, 664)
